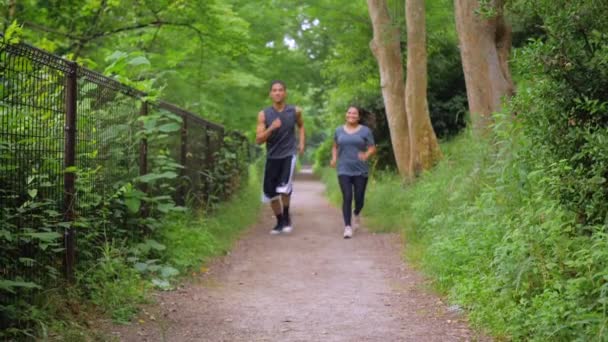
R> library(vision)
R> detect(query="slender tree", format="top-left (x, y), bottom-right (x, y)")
top-left (367, 0), bottom-right (442, 180)
top-left (406, 0), bottom-right (442, 174)
top-left (367, 0), bottom-right (412, 180)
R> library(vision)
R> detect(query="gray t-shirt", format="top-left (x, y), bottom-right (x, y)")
top-left (264, 105), bottom-right (297, 159)
top-left (334, 125), bottom-right (375, 176)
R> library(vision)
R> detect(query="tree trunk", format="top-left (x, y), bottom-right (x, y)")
top-left (5, 0), bottom-right (16, 30)
top-left (454, 0), bottom-right (514, 132)
top-left (9, 0), bottom-right (16, 19)
top-left (406, 0), bottom-right (442, 174)
top-left (367, 0), bottom-right (413, 180)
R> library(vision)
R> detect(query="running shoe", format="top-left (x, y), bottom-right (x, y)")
top-left (282, 214), bottom-right (293, 233)
top-left (343, 226), bottom-right (353, 239)
top-left (270, 223), bottom-right (283, 235)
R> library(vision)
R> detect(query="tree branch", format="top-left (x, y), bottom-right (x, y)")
top-left (86, 20), bottom-right (204, 42)
top-left (24, 19), bottom-right (205, 53)
top-left (73, 0), bottom-right (108, 59)
top-left (23, 21), bottom-right (84, 40)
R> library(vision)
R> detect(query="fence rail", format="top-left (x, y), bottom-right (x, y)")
top-left (0, 38), bottom-right (252, 299)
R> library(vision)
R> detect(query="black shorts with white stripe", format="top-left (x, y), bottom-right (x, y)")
top-left (262, 155), bottom-right (296, 202)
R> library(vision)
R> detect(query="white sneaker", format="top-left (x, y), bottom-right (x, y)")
top-left (282, 215), bottom-right (293, 233)
top-left (270, 223), bottom-right (283, 235)
top-left (353, 215), bottom-right (361, 230)
top-left (343, 226), bottom-right (353, 239)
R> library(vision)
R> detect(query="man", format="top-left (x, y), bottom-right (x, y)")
top-left (256, 80), bottom-right (305, 235)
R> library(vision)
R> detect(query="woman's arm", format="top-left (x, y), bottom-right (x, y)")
top-left (330, 141), bottom-right (338, 168)
top-left (358, 145), bottom-right (376, 161)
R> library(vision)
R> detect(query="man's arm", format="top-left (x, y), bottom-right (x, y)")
top-left (256, 111), bottom-right (280, 145)
top-left (295, 106), bottom-right (305, 155)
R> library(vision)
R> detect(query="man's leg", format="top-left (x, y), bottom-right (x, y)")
top-left (277, 155), bottom-right (296, 232)
top-left (281, 193), bottom-right (290, 225)
top-left (264, 158), bottom-right (284, 234)
top-left (271, 197), bottom-right (283, 216)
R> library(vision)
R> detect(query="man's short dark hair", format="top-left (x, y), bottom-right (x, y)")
top-left (269, 80), bottom-right (287, 91)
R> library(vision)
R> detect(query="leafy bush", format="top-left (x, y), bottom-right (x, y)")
top-left (510, 0), bottom-right (608, 226)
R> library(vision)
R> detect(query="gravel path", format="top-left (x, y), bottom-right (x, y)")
top-left (109, 169), bottom-right (487, 342)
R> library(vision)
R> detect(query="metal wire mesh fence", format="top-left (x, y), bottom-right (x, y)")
top-left (0, 40), bottom-right (252, 314)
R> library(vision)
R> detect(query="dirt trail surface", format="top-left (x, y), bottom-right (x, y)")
top-left (110, 169), bottom-right (487, 342)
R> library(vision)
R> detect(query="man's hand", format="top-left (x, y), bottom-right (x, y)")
top-left (270, 118), bottom-right (282, 130)
top-left (330, 158), bottom-right (337, 168)
top-left (298, 142), bottom-right (305, 155)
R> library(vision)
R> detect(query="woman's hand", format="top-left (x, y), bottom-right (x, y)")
top-left (330, 158), bottom-right (337, 168)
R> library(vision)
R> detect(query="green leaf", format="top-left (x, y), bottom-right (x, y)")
top-left (105, 50), bottom-right (128, 63)
top-left (133, 262), bottom-right (148, 273)
top-left (25, 231), bottom-right (61, 242)
top-left (590, 176), bottom-right (606, 184)
top-left (143, 117), bottom-right (159, 130)
top-left (151, 278), bottom-right (172, 290)
top-left (138, 171), bottom-right (178, 183)
top-left (0, 280), bottom-right (41, 293)
top-left (18, 258), bottom-right (35, 266)
top-left (128, 56), bottom-right (151, 67)
top-left (147, 264), bottom-right (162, 272)
top-left (124, 197), bottom-right (141, 213)
top-left (4, 20), bottom-right (23, 44)
top-left (160, 266), bottom-right (179, 278)
top-left (28, 189), bottom-right (38, 199)
top-left (157, 122), bottom-right (181, 133)
top-left (144, 239), bottom-right (166, 251)
top-left (156, 202), bottom-right (176, 213)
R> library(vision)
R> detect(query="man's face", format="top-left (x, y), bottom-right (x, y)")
top-left (269, 83), bottom-right (286, 103)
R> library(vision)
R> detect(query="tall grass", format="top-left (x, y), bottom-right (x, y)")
top-left (158, 165), bottom-right (262, 272)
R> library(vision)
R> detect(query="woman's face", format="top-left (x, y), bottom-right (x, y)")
top-left (345, 107), bottom-right (360, 125)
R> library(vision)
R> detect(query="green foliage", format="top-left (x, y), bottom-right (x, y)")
top-left (204, 134), bottom-right (252, 208)
top-left (508, 0), bottom-right (608, 226)
top-left (78, 242), bottom-right (148, 324)
top-left (159, 164), bottom-right (262, 272)
top-left (2, 20), bottom-right (22, 44)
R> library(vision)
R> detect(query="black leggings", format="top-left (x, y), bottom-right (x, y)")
top-left (338, 175), bottom-right (368, 226)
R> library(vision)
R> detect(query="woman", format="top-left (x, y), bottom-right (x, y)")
top-left (330, 106), bottom-right (376, 238)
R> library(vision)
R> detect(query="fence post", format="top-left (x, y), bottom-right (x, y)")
top-left (139, 101), bottom-right (148, 219)
top-left (63, 61), bottom-right (77, 282)
top-left (178, 115), bottom-right (188, 206)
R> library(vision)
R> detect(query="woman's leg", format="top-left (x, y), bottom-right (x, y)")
top-left (338, 175), bottom-right (354, 226)
top-left (353, 176), bottom-right (369, 216)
